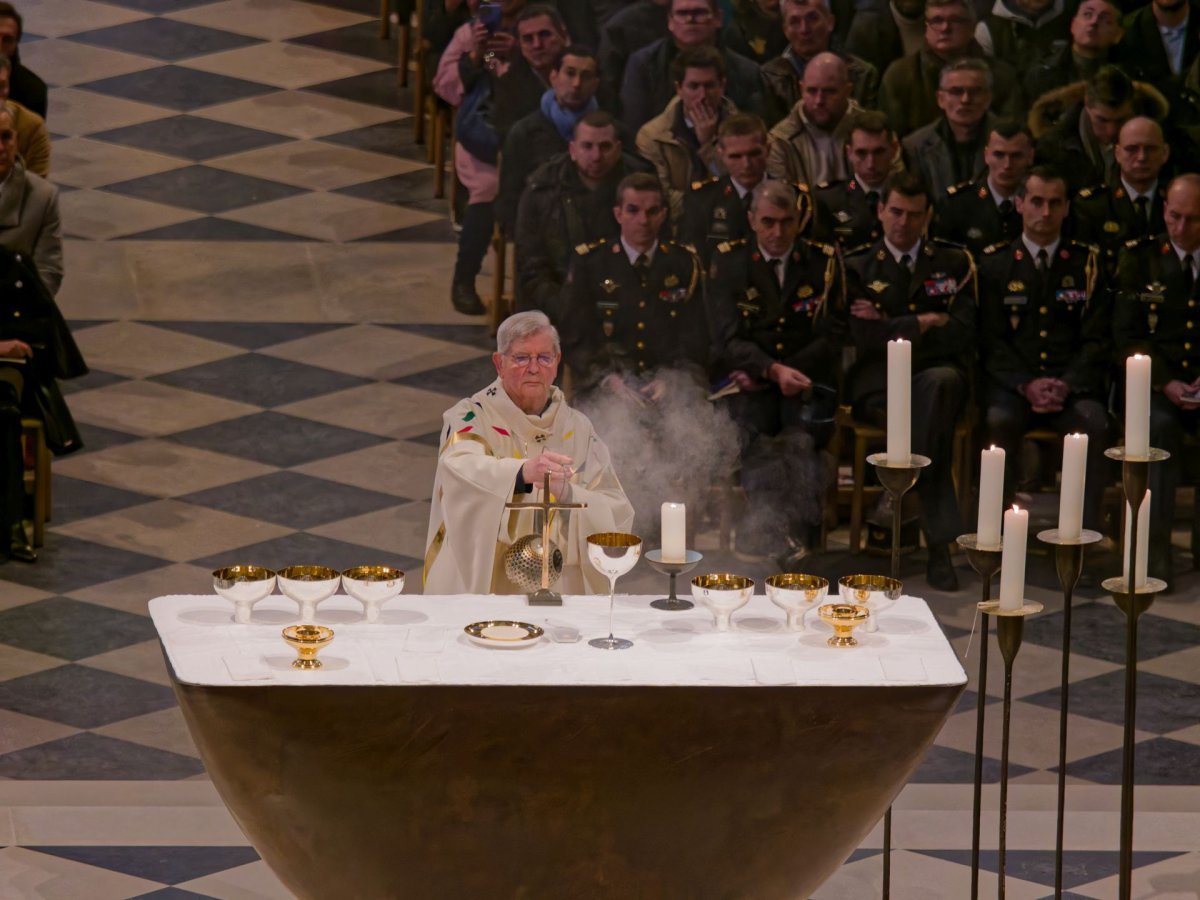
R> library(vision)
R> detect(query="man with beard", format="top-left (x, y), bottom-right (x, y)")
top-left (515, 112), bottom-right (651, 319)
top-left (706, 180), bottom-right (845, 565)
top-left (760, 0), bottom-right (880, 122)
top-left (844, 172), bottom-right (977, 590)
top-left (767, 53), bottom-right (861, 187)
top-left (811, 110), bottom-right (902, 248)
top-left (933, 118), bottom-right (1033, 253)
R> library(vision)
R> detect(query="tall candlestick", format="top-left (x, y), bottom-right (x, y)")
top-left (977, 446), bottom-right (1005, 548)
top-left (999, 505), bottom-right (1028, 610)
top-left (1125, 354), bottom-right (1151, 457)
top-left (887, 339), bottom-right (911, 465)
top-left (1058, 433), bottom-right (1088, 540)
top-left (1123, 491), bottom-right (1150, 588)
top-left (661, 502), bottom-right (686, 563)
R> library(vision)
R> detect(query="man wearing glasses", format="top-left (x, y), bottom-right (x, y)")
top-left (425, 310), bottom-right (634, 594)
top-left (878, 0), bottom-right (1021, 137)
top-left (619, 0), bottom-right (762, 132)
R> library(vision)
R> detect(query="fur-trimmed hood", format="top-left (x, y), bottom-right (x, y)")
top-left (1028, 78), bottom-right (1170, 137)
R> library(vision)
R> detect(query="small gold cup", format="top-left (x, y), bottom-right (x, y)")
top-left (282, 624), bottom-right (335, 670)
top-left (818, 603), bottom-right (870, 647)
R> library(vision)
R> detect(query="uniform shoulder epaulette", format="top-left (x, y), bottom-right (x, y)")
top-left (716, 238), bottom-right (747, 254)
top-left (690, 176), bottom-right (719, 191)
top-left (946, 181), bottom-right (971, 196)
top-left (793, 180), bottom-right (811, 193)
top-left (982, 241), bottom-right (1007, 255)
top-left (575, 239), bottom-right (606, 256)
top-left (930, 236), bottom-right (966, 250)
top-left (804, 238), bottom-right (836, 256)
top-left (1076, 185), bottom-right (1103, 200)
top-left (1124, 235), bottom-right (1154, 249)
top-left (843, 242), bottom-right (871, 256)
top-left (1068, 239), bottom-right (1100, 253)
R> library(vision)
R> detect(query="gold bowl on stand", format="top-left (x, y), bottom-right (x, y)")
top-left (818, 604), bottom-right (870, 647)
top-left (282, 624), bottom-right (335, 670)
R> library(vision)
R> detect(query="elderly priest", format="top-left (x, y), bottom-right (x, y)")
top-left (424, 311), bottom-right (634, 594)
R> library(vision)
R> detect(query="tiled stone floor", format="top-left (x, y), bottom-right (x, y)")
top-left (0, 1), bottom-right (1197, 896)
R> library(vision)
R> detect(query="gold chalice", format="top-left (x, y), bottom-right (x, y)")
top-left (765, 573), bottom-right (828, 632)
top-left (277, 565), bottom-right (341, 620)
top-left (838, 574), bottom-right (902, 633)
top-left (341, 566), bottom-right (405, 623)
top-left (818, 604), bottom-right (870, 647)
top-left (212, 564), bottom-right (276, 624)
top-left (691, 573), bottom-right (755, 632)
top-left (282, 624), bottom-right (335, 669)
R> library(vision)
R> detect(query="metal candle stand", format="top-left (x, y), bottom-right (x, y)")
top-left (955, 534), bottom-right (1004, 900)
top-left (867, 452), bottom-right (930, 900)
top-left (1100, 446), bottom-right (1168, 900)
top-left (978, 599), bottom-right (1043, 899)
top-left (1036, 526), bottom-right (1103, 898)
top-left (643, 549), bottom-right (702, 610)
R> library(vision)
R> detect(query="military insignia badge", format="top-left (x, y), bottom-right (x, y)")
top-left (924, 277), bottom-right (958, 297)
top-left (664, 274), bottom-right (680, 288)
top-left (714, 207), bottom-right (727, 220)
top-left (797, 284), bottom-right (814, 299)
top-left (876, 249), bottom-right (886, 261)
top-left (1055, 289), bottom-right (1086, 305)
top-left (1008, 280), bottom-right (1025, 292)
top-left (1139, 282), bottom-right (1166, 303)
top-left (867, 280), bottom-right (888, 293)
top-left (967, 227), bottom-right (982, 240)
top-left (1103, 221), bottom-right (1120, 234)
top-left (1148, 312), bottom-right (1159, 333)
top-left (745, 287), bottom-right (760, 301)
top-left (602, 278), bottom-right (619, 294)
top-left (749, 37), bottom-right (766, 56)
top-left (835, 210), bottom-right (852, 222)
top-left (603, 321), bottom-right (614, 337)
top-left (1062, 276), bottom-right (1075, 288)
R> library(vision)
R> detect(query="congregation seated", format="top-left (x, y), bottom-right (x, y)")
top-left (1022, 0), bottom-right (1124, 101)
top-left (843, 0), bottom-right (925, 80)
top-left (0, 107), bottom-right (61, 297)
top-left (1116, 0), bottom-right (1199, 99)
top-left (974, 0), bottom-right (1072, 74)
top-left (760, 0), bottom-right (880, 125)
top-left (0, 2), bottom-right (44, 120)
top-left (596, 0), bottom-right (670, 114)
top-left (636, 45), bottom-right (740, 221)
top-left (619, 0), bottom-right (763, 132)
top-left (492, 4), bottom-right (571, 142)
top-left (809, 109), bottom-right (900, 248)
top-left (766, 52), bottom-right (861, 186)
top-left (722, 0), bottom-right (788, 64)
top-left (0, 56), bottom-right (46, 177)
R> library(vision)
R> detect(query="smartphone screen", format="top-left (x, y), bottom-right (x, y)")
top-left (477, 1), bottom-right (502, 33)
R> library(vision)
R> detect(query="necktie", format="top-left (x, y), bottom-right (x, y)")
top-left (898, 253), bottom-right (912, 294)
top-left (998, 199), bottom-right (1014, 218)
top-left (866, 191), bottom-right (879, 213)
top-left (1133, 195), bottom-right (1150, 228)
top-left (772, 257), bottom-right (785, 287)
top-left (1185, 254), bottom-right (1196, 294)
top-left (1036, 249), bottom-right (1049, 272)
top-left (634, 253), bottom-right (650, 286)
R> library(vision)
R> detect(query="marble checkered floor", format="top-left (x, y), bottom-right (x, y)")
top-left (0, 1), bottom-right (1197, 896)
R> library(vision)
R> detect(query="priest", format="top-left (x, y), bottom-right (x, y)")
top-left (424, 311), bottom-right (634, 594)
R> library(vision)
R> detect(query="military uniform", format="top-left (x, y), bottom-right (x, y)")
top-left (979, 237), bottom-right (1111, 527)
top-left (678, 175), bottom-right (812, 266)
top-left (811, 178), bottom-right (884, 249)
top-left (844, 238), bottom-right (977, 546)
top-left (933, 175), bottom-right (1022, 255)
top-left (1071, 182), bottom-right (1167, 271)
top-left (1113, 234), bottom-right (1200, 558)
top-left (707, 236), bottom-right (845, 556)
top-left (562, 238), bottom-right (708, 391)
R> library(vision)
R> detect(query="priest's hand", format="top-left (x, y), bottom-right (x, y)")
top-left (523, 450), bottom-right (574, 496)
top-left (767, 362), bottom-right (811, 397)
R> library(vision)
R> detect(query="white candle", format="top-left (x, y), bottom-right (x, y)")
top-left (977, 446), bottom-right (1005, 548)
top-left (1058, 433), bottom-right (1088, 540)
top-left (1123, 490), bottom-right (1150, 588)
top-left (998, 505), bottom-right (1028, 611)
top-left (661, 502), bottom-right (686, 563)
top-left (1125, 354), bottom-right (1151, 458)
top-left (887, 339), bottom-right (911, 465)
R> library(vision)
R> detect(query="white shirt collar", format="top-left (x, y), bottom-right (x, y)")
top-left (884, 237), bottom-right (921, 264)
top-left (756, 242), bottom-right (787, 264)
top-left (1121, 177), bottom-right (1157, 204)
top-left (1022, 234), bottom-right (1061, 260)
top-left (620, 236), bottom-right (656, 266)
top-left (987, 178), bottom-right (1014, 207)
top-left (1173, 243), bottom-right (1200, 268)
top-left (731, 176), bottom-right (755, 199)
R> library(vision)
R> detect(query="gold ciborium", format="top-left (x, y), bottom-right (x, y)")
top-left (341, 565), bottom-right (405, 623)
top-left (277, 565), bottom-right (341, 621)
top-left (818, 604), bottom-right (870, 647)
top-left (838, 574), bottom-right (902, 633)
top-left (691, 573), bottom-right (754, 632)
top-left (765, 573), bottom-right (828, 632)
top-left (282, 624), bottom-right (335, 670)
top-left (212, 564), bottom-right (276, 624)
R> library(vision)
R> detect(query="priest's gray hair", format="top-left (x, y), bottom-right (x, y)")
top-left (496, 311), bottom-right (562, 356)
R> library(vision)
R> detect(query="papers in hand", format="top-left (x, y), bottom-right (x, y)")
top-left (708, 378), bottom-right (741, 402)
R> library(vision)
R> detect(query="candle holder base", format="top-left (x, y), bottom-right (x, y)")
top-left (1103, 446), bottom-right (1170, 464)
top-left (1101, 577), bottom-right (1165, 618)
top-left (645, 549), bottom-right (702, 610)
top-left (956, 533), bottom-right (1004, 576)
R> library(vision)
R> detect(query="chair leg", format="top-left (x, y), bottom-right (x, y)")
top-left (413, 73), bottom-right (427, 145)
top-left (379, 0), bottom-right (390, 39)
top-left (398, 23), bottom-right (411, 87)
top-left (850, 434), bottom-right (868, 554)
top-left (432, 107), bottom-right (446, 199)
top-left (489, 228), bottom-right (508, 334)
top-left (31, 422), bottom-right (48, 547)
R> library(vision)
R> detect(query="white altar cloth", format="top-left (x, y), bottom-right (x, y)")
top-left (152, 593), bottom-right (967, 689)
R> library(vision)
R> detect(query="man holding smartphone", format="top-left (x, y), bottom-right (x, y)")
top-left (1113, 174), bottom-right (1200, 583)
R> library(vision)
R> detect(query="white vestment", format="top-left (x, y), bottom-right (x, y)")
top-left (423, 379), bottom-right (634, 594)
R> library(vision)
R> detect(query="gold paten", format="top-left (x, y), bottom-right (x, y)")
top-left (282, 624), bottom-right (335, 670)
top-left (818, 604), bottom-right (870, 647)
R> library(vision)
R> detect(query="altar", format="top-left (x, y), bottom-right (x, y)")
top-left (154, 592), bottom-right (966, 899)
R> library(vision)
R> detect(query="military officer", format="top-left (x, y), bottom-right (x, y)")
top-left (844, 171), bottom-right (977, 591)
top-left (933, 120), bottom-right (1033, 255)
top-left (1071, 117), bottom-right (1171, 268)
top-left (810, 110), bottom-right (899, 249)
top-left (1112, 174), bottom-right (1200, 582)
top-left (979, 168), bottom-right (1111, 532)
top-left (707, 180), bottom-right (845, 564)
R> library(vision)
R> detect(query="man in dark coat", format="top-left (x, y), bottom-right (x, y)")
top-left (1117, 0), bottom-right (1200, 94)
top-left (974, 0), bottom-right (1072, 75)
top-left (0, 246), bottom-right (86, 562)
top-left (619, 0), bottom-right (762, 131)
top-left (491, 4), bottom-right (570, 142)
top-left (597, 0), bottom-right (670, 111)
top-left (845, 0), bottom-right (926, 79)
top-left (1023, 0), bottom-right (1125, 102)
top-left (844, 171), bottom-right (977, 590)
top-left (707, 180), bottom-right (845, 563)
top-left (514, 111), bottom-right (651, 320)
top-left (810, 109), bottom-right (901, 248)
top-left (0, 3), bottom-right (45, 119)
top-left (1111, 174), bottom-right (1200, 582)
top-left (978, 167), bottom-right (1111, 530)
